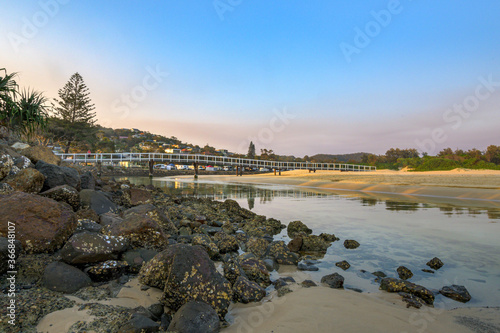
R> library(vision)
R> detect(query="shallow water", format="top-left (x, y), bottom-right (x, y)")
top-left (121, 176), bottom-right (500, 309)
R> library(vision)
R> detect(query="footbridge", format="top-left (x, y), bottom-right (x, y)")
top-left (56, 152), bottom-right (375, 176)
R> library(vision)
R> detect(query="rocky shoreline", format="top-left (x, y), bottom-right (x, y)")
top-left (0, 144), bottom-right (474, 332)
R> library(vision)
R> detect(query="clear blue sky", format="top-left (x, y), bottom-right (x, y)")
top-left (1, 0), bottom-right (500, 156)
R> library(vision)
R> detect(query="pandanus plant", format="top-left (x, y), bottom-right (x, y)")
top-left (0, 68), bottom-right (48, 141)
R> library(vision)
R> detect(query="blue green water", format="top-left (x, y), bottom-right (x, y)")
top-left (122, 176), bottom-right (500, 309)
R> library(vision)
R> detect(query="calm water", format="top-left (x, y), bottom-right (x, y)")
top-left (121, 176), bottom-right (500, 309)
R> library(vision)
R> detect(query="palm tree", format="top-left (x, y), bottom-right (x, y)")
top-left (0, 68), bottom-right (48, 141)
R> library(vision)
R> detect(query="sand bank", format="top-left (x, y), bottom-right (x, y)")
top-left (172, 169), bottom-right (500, 209)
top-left (222, 286), bottom-right (500, 333)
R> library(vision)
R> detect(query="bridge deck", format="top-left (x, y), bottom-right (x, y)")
top-left (56, 153), bottom-right (376, 171)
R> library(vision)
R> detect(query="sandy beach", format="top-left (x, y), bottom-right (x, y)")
top-left (174, 169), bottom-right (500, 208)
top-left (36, 278), bottom-right (500, 333)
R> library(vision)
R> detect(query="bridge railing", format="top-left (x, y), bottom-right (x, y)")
top-left (55, 153), bottom-right (376, 171)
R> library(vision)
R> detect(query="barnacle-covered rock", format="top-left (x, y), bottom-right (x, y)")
top-left (379, 277), bottom-right (434, 305)
top-left (60, 231), bottom-right (129, 264)
top-left (233, 276), bottom-right (266, 303)
top-left (139, 244), bottom-right (232, 319)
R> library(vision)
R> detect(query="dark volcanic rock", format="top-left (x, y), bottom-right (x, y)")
top-left (74, 219), bottom-right (103, 233)
top-left (372, 271), bottom-right (387, 278)
top-left (214, 232), bottom-right (239, 254)
top-left (266, 241), bottom-right (299, 265)
top-left (80, 189), bottom-right (117, 215)
top-left (223, 258), bottom-right (247, 286)
top-left (298, 260), bottom-right (319, 271)
top-left (233, 276), bottom-right (266, 303)
top-left (3, 167), bottom-right (45, 193)
top-left (301, 280), bottom-right (318, 288)
top-left (397, 266), bottom-right (413, 280)
top-left (343, 239), bottom-right (360, 249)
top-left (121, 248), bottom-right (159, 273)
top-left (120, 314), bottom-right (160, 333)
top-left (36, 160), bottom-right (80, 191)
top-left (321, 272), bottom-right (344, 289)
top-left (43, 261), bottom-right (91, 293)
top-left (22, 145), bottom-right (61, 165)
top-left (301, 235), bottom-right (331, 253)
top-left (379, 277), bottom-right (434, 305)
top-left (85, 260), bottom-right (129, 281)
top-left (287, 235), bottom-right (303, 252)
top-left (319, 233), bottom-right (339, 242)
top-left (80, 171), bottom-right (95, 190)
top-left (335, 260), bottom-right (350, 270)
top-left (439, 285), bottom-right (471, 303)
top-left (245, 237), bottom-right (269, 258)
top-left (0, 237), bottom-right (22, 275)
top-left (0, 192), bottom-right (77, 253)
top-left (192, 234), bottom-right (219, 260)
top-left (167, 301), bottom-right (219, 333)
top-left (139, 244), bottom-right (232, 319)
top-left (399, 292), bottom-right (425, 309)
top-left (287, 220), bottom-right (312, 238)
top-left (123, 204), bottom-right (178, 236)
top-left (426, 257), bottom-right (444, 270)
top-left (240, 258), bottom-right (271, 288)
top-left (40, 184), bottom-right (80, 211)
top-left (60, 232), bottom-right (129, 265)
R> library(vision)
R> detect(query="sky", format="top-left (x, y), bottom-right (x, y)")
top-left (1, 0), bottom-right (500, 156)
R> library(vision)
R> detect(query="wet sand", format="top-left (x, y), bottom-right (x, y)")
top-left (172, 169), bottom-right (500, 208)
top-left (36, 278), bottom-right (500, 333)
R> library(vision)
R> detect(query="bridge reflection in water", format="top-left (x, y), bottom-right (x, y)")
top-left (117, 177), bottom-right (500, 219)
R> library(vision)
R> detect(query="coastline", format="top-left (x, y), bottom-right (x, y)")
top-left (167, 169), bottom-right (500, 209)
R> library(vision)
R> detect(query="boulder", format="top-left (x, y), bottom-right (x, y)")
top-left (100, 212), bottom-right (123, 227)
top-left (22, 145), bottom-right (61, 165)
top-left (233, 276), bottom-right (266, 303)
top-left (223, 258), bottom-right (247, 286)
top-left (122, 188), bottom-right (152, 207)
top-left (426, 257), bottom-right (444, 270)
top-left (0, 183), bottom-right (14, 195)
top-left (74, 219), bottom-right (102, 233)
top-left (287, 236), bottom-right (303, 253)
top-left (40, 185), bottom-right (80, 211)
top-left (263, 258), bottom-right (279, 272)
top-left (320, 233), bottom-right (339, 242)
top-left (60, 232), bottom-right (129, 265)
top-left (240, 258), bottom-right (271, 288)
top-left (286, 220), bottom-right (312, 238)
top-left (335, 260), bottom-right (350, 270)
top-left (139, 244), bottom-right (232, 319)
top-left (79, 171), bottom-right (95, 190)
top-left (245, 237), bottom-right (269, 258)
top-left (13, 155), bottom-right (34, 170)
top-left (120, 314), bottom-right (160, 333)
top-left (213, 232), bottom-right (239, 254)
top-left (122, 249), bottom-right (159, 273)
top-left (192, 234), bottom-right (219, 260)
top-left (379, 277), bottom-right (434, 305)
top-left (0, 153), bottom-right (14, 179)
top-left (266, 241), bottom-right (299, 265)
top-left (80, 189), bottom-right (117, 215)
top-left (301, 280), bottom-right (318, 288)
top-left (123, 204), bottom-right (178, 236)
top-left (397, 266), bottom-right (413, 280)
top-left (10, 142), bottom-right (30, 151)
top-left (439, 285), bottom-right (471, 303)
top-left (321, 273), bottom-right (344, 288)
top-left (3, 167), bottom-right (45, 193)
top-left (301, 235), bottom-right (331, 253)
top-left (43, 261), bottom-right (91, 293)
top-left (0, 237), bottom-right (22, 275)
top-left (298, 260), bottom-right (319, 271)
top-left (105, 212), bottom-right (168, 250)
top-left (343, 239), bottom-right (360, 249)
top-left (0, 192), bottom-right (77, 253)
top-left (85, 260), bottom-right (129, 281)
top-left (167, 301), bottom-right (219, 333)
top-left (36, 160), bottom-right (80, 191)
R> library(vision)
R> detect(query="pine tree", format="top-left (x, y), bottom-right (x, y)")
top-left (53, 73), bottom-right (97, 153)
top-left (247, 141), bottom-right (255, 159)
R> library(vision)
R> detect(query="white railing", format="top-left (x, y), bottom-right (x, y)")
top-left (55, 153), bottom-right (376, 171)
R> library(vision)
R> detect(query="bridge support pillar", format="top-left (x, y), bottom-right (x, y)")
top-left (193, 162), bottom-right (198, 179)
top-left (148, 160), bottom-right (154, 178)
top-left (279, 169), bottom-right (281, 176)
top-left (274, 169), bottom-right (276, 176)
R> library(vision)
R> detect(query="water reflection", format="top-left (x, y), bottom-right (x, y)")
top-left (118, 177), bottom-right (500, 220)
